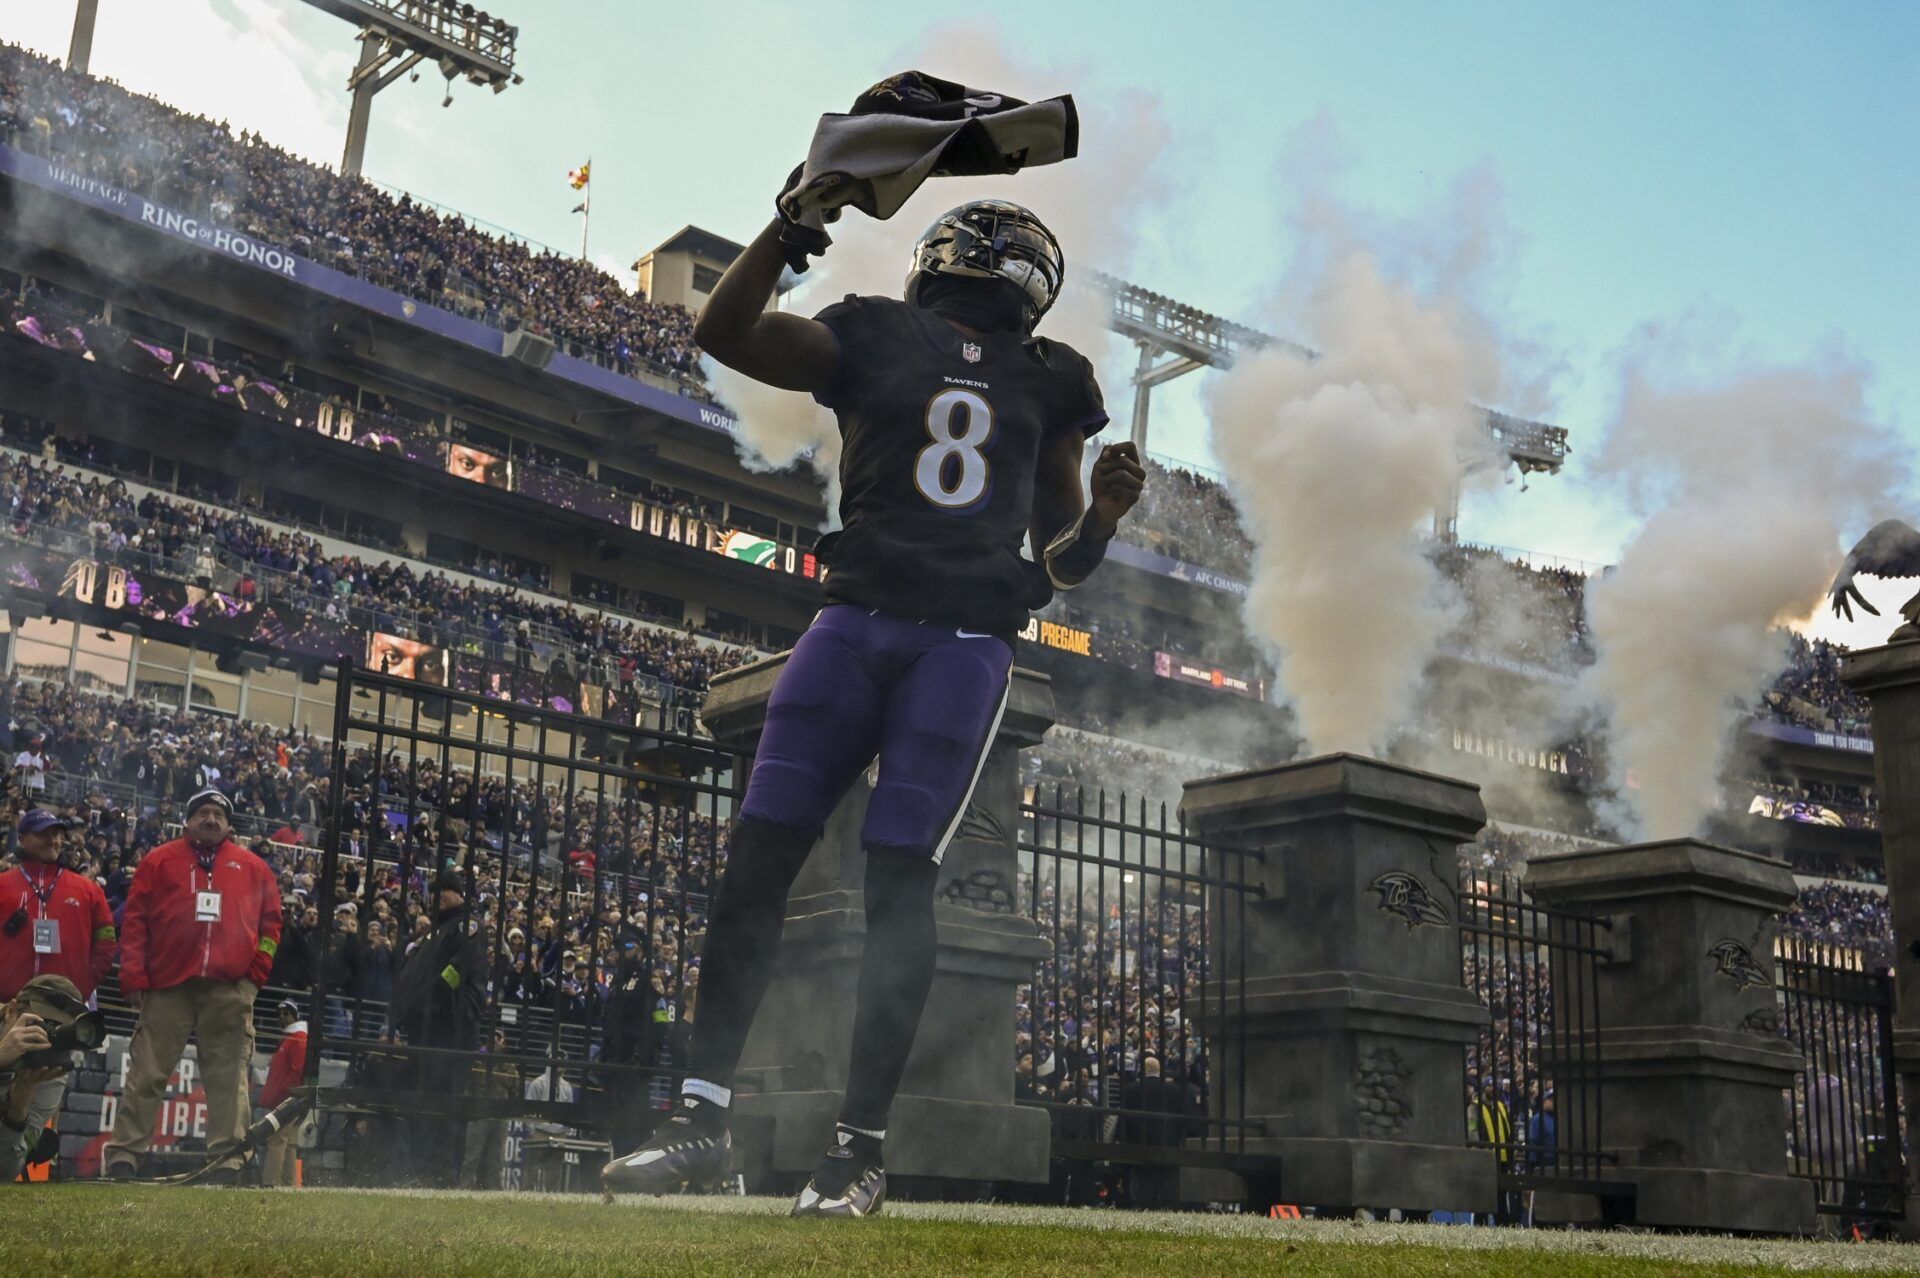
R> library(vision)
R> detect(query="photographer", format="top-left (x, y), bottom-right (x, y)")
top-left (104, 789), bottom-right (281, 1179)
top-left (0, 975), bottom-right (97, 1182)
top-left (1, 808), bottom-right (114, 1181)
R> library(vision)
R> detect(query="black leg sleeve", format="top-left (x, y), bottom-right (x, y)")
top-left (684, 815), bottom-right (819, 1084)
top-left (840, 850), bottom-right (940, 1133)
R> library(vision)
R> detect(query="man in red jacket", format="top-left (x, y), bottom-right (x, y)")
top-left (1, 809), bottom-right (116, 1003)
top-left (103, 789), bottom-right (281, 1178)
top-left (257, 999), bottom-right (306, 1187)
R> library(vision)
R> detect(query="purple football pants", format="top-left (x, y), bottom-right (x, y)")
top-left (739, 604), bottom-right (1014, 860)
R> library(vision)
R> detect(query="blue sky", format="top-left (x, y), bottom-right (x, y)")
top-left (5, 1), bottom-right (1916, 627)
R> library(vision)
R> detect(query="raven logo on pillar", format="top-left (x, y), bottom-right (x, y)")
top-left (1708, 939), bottom-right (1772, 990)
top-left (1368, 871), bottom-right (1450, 932)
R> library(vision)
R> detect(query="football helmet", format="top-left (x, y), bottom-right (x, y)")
top-left (905, 200), bottom-right (1064, 330)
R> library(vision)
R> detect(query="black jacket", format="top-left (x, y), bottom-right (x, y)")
top-left (390, 903), bottom-right (488, 1049)
top-left (599, 956), bottom-right (655, 1067)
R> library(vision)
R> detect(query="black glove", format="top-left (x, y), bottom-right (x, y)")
top-left (774, 162), bottom-right (834, 275)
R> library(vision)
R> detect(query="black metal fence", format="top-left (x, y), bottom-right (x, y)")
top-left (1015, 784), bottom-right (1275, 1200)
top-left (300, 658), bottom-right (744, 1171)
top-left (1457, 871), bottom-right (1616, 1201)
top-left (1775, 936), bottom-right (1904, 1221)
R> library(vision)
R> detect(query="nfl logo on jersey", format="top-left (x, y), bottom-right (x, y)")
top-left (961, 341), bottom-right (982, 363)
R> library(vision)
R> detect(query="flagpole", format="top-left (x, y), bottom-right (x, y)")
top-left (580, 154), bottom-right (591, 260)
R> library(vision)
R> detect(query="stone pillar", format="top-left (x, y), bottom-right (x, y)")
top-left (1178, 753), bottom-right (1495, 1213)
top-left (1525, 840), bottom-right (1815, 1234)
top-left (1842, 640), bottom-right (1920, 1236)
top-left (699, 655), bottom-right (1052, 1187)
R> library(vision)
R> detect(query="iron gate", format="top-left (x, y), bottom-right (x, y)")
top-left (1776, 936), bottom-right (1904, 1221)
top-left (301, 657), bottom-right (745, 1180)
top-left (1458, 871), bottom-right (1619, 1204)
top-left (1015, 783), bottom-right (1277, 1202)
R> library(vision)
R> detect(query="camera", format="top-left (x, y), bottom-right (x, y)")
top-left (21, 1008), bottom-right (106, 1069)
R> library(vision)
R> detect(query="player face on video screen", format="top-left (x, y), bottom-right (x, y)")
top-left (446, 442), bottom-right (511, 488)
top-left (367, 632), bottom-right (448, 685)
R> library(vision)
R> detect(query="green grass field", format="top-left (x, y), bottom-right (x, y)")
top-left (9, 1186), bottom-right (1914, 1276)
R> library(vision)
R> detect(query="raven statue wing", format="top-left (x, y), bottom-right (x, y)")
top-left (1831, 519), bottom-right (1920, 623)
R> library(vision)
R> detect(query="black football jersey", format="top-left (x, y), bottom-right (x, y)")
top-left (810, 294), bottom-right (1108, 636)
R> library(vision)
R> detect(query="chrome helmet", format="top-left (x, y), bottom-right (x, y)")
top-left (905, 200), bottom-right (1064, 330)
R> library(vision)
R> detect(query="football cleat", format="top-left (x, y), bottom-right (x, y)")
top-left (600, 1100), bottom-right (733, 1195)
top-left (790, 1134), bottom-right (887, 1218)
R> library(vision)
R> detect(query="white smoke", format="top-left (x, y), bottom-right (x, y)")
top-left (708, 27), bottom-right (1175, 526)
top-left (1207, 250), bottom-right (1501, 754)
top-left (1583, 337), bottom-right (1908, 839)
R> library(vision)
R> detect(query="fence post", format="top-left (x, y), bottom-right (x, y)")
top-left (1178, 752), bottom-right (1495, 1215)
top-left (1842, 640), bottom-right (1920, 1237)
top-left (700, 655), bottom-right (1053, 1188)
top-left (1525, 840), bottom-right (1815, 1233)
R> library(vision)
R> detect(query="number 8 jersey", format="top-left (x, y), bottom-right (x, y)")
top-left (809, 294), bottom-right (1108, 637)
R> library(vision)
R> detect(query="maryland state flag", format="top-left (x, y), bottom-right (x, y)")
top-left (568, 161), bottom-right (591, 190)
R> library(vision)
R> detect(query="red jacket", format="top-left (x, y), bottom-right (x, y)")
top-left (118, 837), bottom-right (282, 993)
top-left (260, 1023), bottom-right (307, 1108)
top-left (0, 862), bottom-right (116, 1001)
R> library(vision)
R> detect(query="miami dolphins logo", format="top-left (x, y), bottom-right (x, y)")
top-left (720, 532), bottom-right (778, 567)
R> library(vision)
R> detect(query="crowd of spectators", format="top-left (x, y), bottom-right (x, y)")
top-left (0, 43), bottom-right (706, 393)
top-left (0, 437), bottom-right (754, 697)
top-left (1783, 883), bottom-right (1893, 956)
top-left (0, 667), bottom-right (724, 1065)
top-left (1125, 458), bottom-right (1254, 580)
top-left (1432, 542), bottom-right (1591, 671)
top-left (1017, 875), bottom-right (1212, 1180)
top-left (1024, 726), bottom-right (1235, 816)
top-left (1767, 635), bottom-right (1873, 736)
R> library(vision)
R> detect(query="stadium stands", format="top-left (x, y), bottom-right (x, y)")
top-left (0, 43), bottom-right (705, 394)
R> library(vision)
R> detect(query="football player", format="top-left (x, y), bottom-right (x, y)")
top-left (601, 196), bottom-right (1144, 1216)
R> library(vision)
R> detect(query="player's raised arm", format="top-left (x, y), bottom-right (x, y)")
top-left (692, 217), bottom-right (840, 394)
top-left (1032, 437), bottom-right (1145, 589)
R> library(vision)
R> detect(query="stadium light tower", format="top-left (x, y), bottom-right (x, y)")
top-left (299, 0), bottom-right (522, 177)
top-left (1094, 269), bottom-right (1569, 542)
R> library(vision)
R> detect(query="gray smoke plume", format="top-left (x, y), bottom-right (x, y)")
top-left (1207, 250), bottom-right (1501, 754)
top-left (1583, 337), bottom-right (1908, 839)
top-left (707, 24), bottom-right (1174, 527)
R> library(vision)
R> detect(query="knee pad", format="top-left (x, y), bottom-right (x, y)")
top-left (861, 781), bottom-right (948, 861)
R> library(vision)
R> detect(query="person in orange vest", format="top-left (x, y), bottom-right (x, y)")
top-left (258, 999), bottom-right (307, 1187)
top-left (104, 789), bottom-right (281, 1180)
